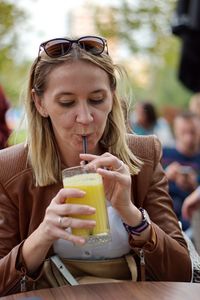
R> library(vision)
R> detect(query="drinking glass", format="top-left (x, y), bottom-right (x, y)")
top-left (62, 166), bottom-right (111, 245)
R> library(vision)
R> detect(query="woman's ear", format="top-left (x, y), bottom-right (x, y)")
top-left (31, 89), bottom-right (48, 117)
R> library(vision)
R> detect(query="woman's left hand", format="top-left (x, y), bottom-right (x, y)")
top-left (80, 153), bottom-right (134, 219)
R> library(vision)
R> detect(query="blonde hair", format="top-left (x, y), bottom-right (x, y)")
top-left (25, 47), bottom-right (142, 186)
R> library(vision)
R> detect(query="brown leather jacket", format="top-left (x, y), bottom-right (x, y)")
top-left (0, 135), bottom-right (191, 296)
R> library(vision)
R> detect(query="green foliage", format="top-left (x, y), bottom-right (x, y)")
top-left (0, 0), bottom-right (193, 112)
top-left (1, 59), bottom-right (31, 106)
top-left (0, 0), bottom-right (26, 61)
top-left (147, 36), bottom-right (192, 109)
top-left (151, 65), bottom-right (192, 109)
top-left (93, 0), bottom-right (191, 110)
top-left (94, 0), bottom-right (176, 54)
top-left (0, 0), bottom-right (30, 106)
top-left (8, 129), bottom-right (27, 145)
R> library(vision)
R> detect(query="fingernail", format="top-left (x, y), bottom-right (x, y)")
top-left (79, 238), bottom-right (86, 244)
top-left (89, 207), bottom-right (96, 212)
top-left (80, 191), bottom-right (86, 195)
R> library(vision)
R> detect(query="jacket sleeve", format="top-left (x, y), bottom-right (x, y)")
top-left (0, 183), bottom-right (38, 295)
top-left (0, 180), bottom-right (49, 296)
top-left (0, 183), bottom-right (23, 295)
top-left (129, 136), bottom-right (192, 281)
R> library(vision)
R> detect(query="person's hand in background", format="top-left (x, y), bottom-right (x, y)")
top-left (165, 162), bottom-right (182, 181)
top-left (182, 187), bottom-right (200, 220)
top-left (176, 166), bottom-right (198, 192)
top-left (166, 163), bottom-right (198, 192)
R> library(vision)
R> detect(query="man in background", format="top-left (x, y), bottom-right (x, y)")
top-left (162, 111), bottom-right (200, 232)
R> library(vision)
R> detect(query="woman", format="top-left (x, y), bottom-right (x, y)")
top-left (0, 36), bottom-right (191, 295)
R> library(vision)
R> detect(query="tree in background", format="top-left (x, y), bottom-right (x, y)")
top-left (0, 0), bottom-right (24, 61)
top-left (0, 0), bottom-right (30, 106)
top-left (0, 0), bottom-right (193, 118)
top-left (94, 0), bottom-right (192, 114)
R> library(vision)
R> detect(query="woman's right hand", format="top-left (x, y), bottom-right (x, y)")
top-left (22, 188), bottom-right (96, 274)
top-left (39, 188), bottom-right (96, 245)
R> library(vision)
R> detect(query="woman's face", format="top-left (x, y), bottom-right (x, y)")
top-left (34, 60), bottom-right (113, 156)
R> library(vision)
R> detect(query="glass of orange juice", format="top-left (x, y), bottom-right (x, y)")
top-left (62, 166), bottom-right (111, 245)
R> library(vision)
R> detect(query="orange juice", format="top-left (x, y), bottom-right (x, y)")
top-left (63, 172), bottom-right (110, 238)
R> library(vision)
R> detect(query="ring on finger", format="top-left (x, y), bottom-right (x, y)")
top-left (113, 160), bottom-right (124, 172)
top-left (58, 216), bottom-right (63, 226)
top-left (65, 217), bottom-right (72, 227)
top-left (58, 216), bottom-right (72, 228)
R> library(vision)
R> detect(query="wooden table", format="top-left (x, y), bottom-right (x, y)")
top-left (1, 281), bottom-right (200, 300)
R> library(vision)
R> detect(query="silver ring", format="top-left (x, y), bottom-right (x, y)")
top-left (114, 160), bottom-right (124, 172)
top-left (58, 216), bottom-right (63, 226)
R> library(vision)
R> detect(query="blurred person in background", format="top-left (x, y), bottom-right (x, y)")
top-left (130, 101), bottom-right (175, 147)
top-left (182, 185), bottom-right (200, 255)
top-left (182, 186), bottom-right (200, 221)
top-left (184, 93), bottom-right (200, 253)
top-left (0, 84), bottom-right (11, 149)
top-left (189, 93), bottom-right (200, 119)
top-left (162, 111), bottom-right (200, 232)
top-left (189, 93), bottom-right (200, 150)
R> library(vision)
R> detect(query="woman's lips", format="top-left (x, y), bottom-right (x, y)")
top-left (75, 133), bottom-right (92, 141)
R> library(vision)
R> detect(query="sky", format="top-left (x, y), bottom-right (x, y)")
top-left (15, 0), bottom-right (120, 60)
top-left (16, 0), bottom-right (84, 59)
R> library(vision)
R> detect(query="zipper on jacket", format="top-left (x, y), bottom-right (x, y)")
top-left (20, 265), bottom-right (28, 292)
top-left (20, 275), bottom-right (27, 292)
top-left (139, 249), bottom-right (145, 281)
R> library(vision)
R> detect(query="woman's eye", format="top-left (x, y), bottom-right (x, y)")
top-left (59, 101), bottom-right (74, 107)
top-left (89, 98), bottom-right (104, 104)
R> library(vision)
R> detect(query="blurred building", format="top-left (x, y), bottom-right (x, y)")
top-left (66, 1), bottom-right (151, 86)
top-left (66, 1), bottom-right (120, 62)
top-left (67, 3), bottom-right (96, 36)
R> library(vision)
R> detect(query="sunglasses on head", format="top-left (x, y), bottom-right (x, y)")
top-left (38, 35), bottom-right (109, 58)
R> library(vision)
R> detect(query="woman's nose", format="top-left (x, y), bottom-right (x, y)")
top-left (76, 104), bottom-right (94, 124)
